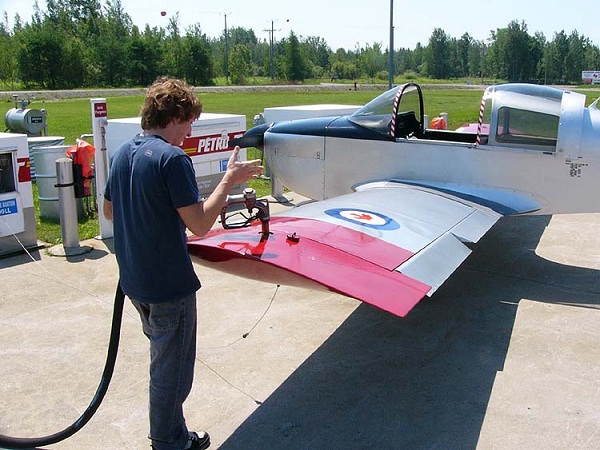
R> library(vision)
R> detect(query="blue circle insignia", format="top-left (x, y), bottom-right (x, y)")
top-left (324, 208), bottom-right (400, 230)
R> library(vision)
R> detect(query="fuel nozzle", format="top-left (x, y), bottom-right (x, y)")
top-left (242, 187), bottom-right (258, 211)
top-left (220, 188), bottom-right (271, 240)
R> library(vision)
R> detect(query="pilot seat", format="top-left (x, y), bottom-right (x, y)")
top-left (394, 111), bottom-right (421, 138)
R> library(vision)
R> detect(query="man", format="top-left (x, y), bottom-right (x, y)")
top-left (103, 77), bottom-right (263, 450)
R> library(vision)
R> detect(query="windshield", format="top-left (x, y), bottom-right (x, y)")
top-left (349, 84), bottom-right (422, 137)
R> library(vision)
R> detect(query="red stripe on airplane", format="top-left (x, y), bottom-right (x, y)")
top-left (268, 216), bottom-right (413, 270)
top-left (188, 217), bottom-right (431, 317)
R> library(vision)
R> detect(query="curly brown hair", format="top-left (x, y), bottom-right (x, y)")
top-left (140, 77), bottom-right (203, 130)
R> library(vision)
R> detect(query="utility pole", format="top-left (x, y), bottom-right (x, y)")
top-left (388, 0), bottom-right (394, 89)
top-left (270, 20), bottom-right (275, 81)
top-left (265, 20), bottom-right (275, 82)
top-left (224, 13), bottom-right (230, 85)
top-left (264, 19), bottom-right (289, 82)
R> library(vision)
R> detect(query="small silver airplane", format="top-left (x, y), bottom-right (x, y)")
top-left (188, 83), bottom-right (600, 317)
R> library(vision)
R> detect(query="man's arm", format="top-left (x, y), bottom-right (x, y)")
top-left (103, 199), bottom-right (113, 221)
top-left (177, 147), bottom-right (262, 237)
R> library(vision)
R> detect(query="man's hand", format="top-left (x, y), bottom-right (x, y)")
top-left (178, 146), bottom-right (263, 237)
top-left (222, 146), bottom-right (263, 185)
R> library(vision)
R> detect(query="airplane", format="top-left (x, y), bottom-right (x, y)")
top-left (187, 82), bottom-right (600, 318)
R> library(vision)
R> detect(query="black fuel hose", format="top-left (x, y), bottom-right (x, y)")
top-left (0, 282), bottom-right (125, 449)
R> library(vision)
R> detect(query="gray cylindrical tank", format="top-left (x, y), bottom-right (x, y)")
top-left (4, 108), bottom-right (46, 135)
top-left (31, 145), bottom-right (83, 221)
top-left (28, 136), bottom-right (65, 178)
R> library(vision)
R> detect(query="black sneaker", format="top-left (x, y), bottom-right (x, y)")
top-left (183, 431), bottom-right (210, 450)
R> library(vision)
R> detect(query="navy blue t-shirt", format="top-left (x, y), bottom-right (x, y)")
top-left (104, 134), bottom-right (201, 302)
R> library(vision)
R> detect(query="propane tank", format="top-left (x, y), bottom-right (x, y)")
top-left (4, 95), bottom-right (47, 136)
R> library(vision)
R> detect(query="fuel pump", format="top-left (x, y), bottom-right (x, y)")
top-left (0, 133), bottom-right (37, 256)
top-left (0, 149), bottom-right (23, 235)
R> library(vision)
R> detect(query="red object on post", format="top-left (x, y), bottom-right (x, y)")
top-left (430, 116), bottom-right (447, 130)
top-left (66, 140), bottom-right (95, 197)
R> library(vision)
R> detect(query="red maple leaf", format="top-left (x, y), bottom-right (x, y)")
top-left (351, 212), bottom-right (372, 221)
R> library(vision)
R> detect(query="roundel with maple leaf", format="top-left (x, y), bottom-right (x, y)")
top-left (324, 208), bottom-right (400, 230)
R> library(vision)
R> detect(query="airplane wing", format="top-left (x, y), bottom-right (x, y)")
top-left (188, 182), bottom-right (502, 317)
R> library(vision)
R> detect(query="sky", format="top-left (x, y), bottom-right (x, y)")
top-left (1, 0), bottom-right (600, 51)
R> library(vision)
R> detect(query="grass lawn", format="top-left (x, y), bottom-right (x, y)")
top-left (5, 88), bottom-right (487, 144)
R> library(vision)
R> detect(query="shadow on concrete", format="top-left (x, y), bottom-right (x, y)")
top-left (0, 239), bottom-right (114, 269)
top-left (218, 215), bottom-right (600, 450)
top-left (0, 247), bottom-right (43, 268)
top-left (62, 238), bottom-right (114, 263)
top-left (63, 246), bottom-right (110, 263)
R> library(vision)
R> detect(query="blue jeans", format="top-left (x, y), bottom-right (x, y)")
top-left (131, 293), bottom-right (197, 450)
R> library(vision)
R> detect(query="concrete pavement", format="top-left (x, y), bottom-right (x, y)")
top-left (1, 197), bottom-right (599, 449)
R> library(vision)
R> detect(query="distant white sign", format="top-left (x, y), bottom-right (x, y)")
top-left (582, 71), bottom-right (600, 84)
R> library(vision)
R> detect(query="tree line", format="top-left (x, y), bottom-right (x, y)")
top-left (1, 0), bottom-right (599, 90)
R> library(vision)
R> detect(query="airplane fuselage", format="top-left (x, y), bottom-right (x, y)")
top-left (267, 130), bottom-right (600, 215)
top-left (264, 84), bottom-right (600, 216)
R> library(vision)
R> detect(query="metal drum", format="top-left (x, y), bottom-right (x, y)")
top-left (31, 145), bottom-right (83, 221)
top-left (27, 136), bottom-right (65, 178)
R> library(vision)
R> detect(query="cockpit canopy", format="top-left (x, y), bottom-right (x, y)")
top-left (349, 83), bottom-right (424, 139)
top-left (347, 82), bottom-right (566, 153)
top-left (484, 84), bottom-right (562, 151)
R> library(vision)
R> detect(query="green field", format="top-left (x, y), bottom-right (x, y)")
top-left (5, 86), bottom-right (599, 244)
top-left (4, 87), bottom-right (489, 143)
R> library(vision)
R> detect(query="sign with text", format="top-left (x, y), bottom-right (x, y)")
top-left (181, 130), bottom-right (245, 156)
top-left (94, 102), bottom-right (108, 118)
top-left (0, 198), bottom-right (18, 216)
